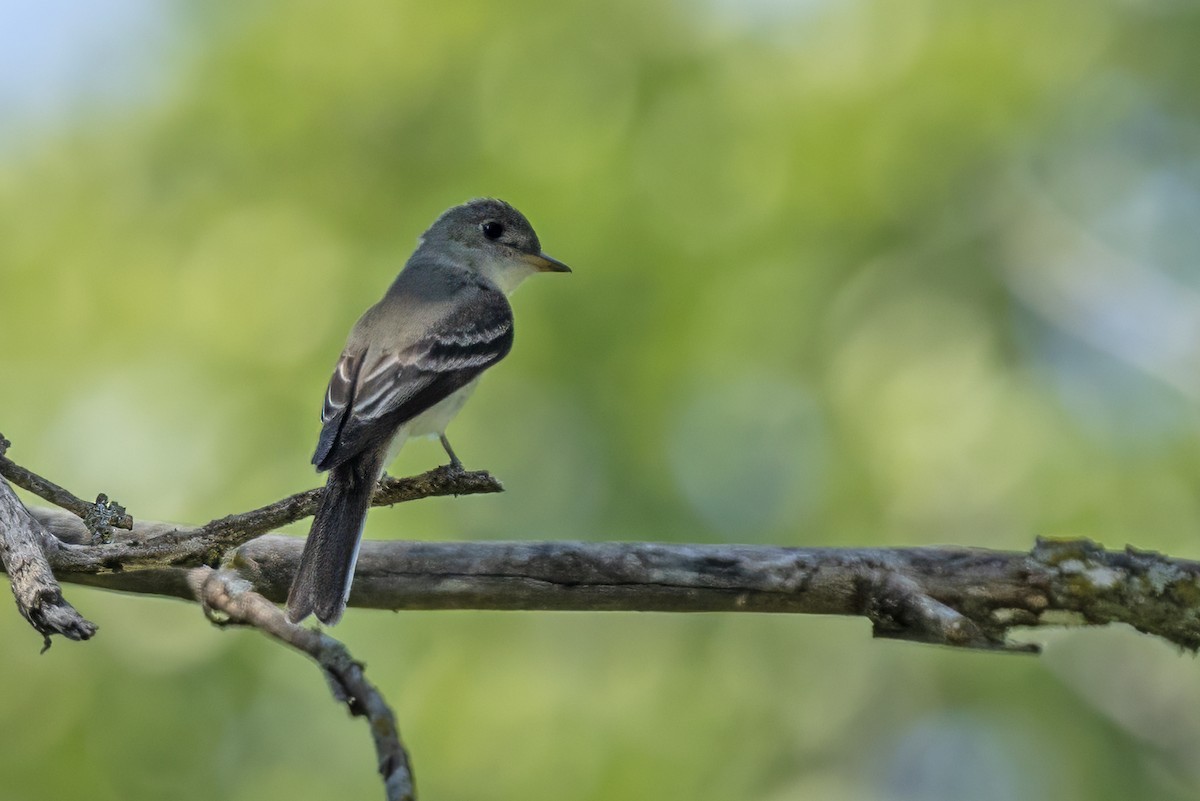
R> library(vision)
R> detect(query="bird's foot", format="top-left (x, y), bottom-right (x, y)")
top-left (439, 434), bottom-right (465, 474)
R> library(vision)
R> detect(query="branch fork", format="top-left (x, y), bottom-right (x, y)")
top-left (189, 567), bottom-right (416, 801)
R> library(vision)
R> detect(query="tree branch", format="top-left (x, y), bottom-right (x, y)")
top-left (0, 479), bottom-right (97, 649)
top-left (0, 437), bottom-right (497, 649)
top-left (23, 504), bottom-right (1200, 654)
top-left (188, 567), bottom-right (415, 801)
top-left (6, 441), bottom-right (1200, 801)
top-left (0, 438), bottom-right (132, 539)
top-left (21, 465), bottom-right (502, 575)
top-left (197, 467), bottom-right (503, 546)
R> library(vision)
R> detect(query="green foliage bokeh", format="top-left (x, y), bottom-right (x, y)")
top-left (3, 1), bottom-right (1200, 799)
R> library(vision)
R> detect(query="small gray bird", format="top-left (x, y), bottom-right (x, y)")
top-left (286, 199), bottom-right (570, 624)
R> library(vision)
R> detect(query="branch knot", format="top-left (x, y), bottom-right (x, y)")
top-left (83, 494), bottom-right (130, 544)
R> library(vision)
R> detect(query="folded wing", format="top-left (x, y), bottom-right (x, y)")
top-left (312, 287), bottom-right (514, 472)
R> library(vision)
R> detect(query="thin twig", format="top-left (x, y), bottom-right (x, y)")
top-left (0, 435), bottom-right (133, 538)
top-left (188, 567), bottom-right (415, 801)
top-left (15, 464), bottom-right (503, 575)
top-left (198, 466), bottom-right (503, 545)
top-left (0, 479), bottom-right (97, 649)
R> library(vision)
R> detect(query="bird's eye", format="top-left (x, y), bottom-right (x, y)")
top-left (481, 221), bottom-right (504, 241)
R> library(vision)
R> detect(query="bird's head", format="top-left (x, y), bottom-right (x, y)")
top-left (419, 198), bottom-right (570, 294)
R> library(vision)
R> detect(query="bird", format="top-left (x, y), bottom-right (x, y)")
top-left (286, 198), bottom-right (570, 624)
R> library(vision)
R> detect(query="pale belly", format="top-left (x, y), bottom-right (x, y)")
top-left (384, 378), bottom-right (479, 464)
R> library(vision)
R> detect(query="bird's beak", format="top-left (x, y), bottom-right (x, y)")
top-left (522, 252), bottom-right (572, 273)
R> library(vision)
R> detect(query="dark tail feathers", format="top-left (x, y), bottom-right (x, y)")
top-left (286, 448), bottom-right (384, 625)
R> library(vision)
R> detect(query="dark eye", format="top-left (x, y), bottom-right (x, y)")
top-left (481, 221), bottom-right (504, 241)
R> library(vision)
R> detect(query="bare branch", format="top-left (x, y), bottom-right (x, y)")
top-left (18, 465), bottom-right (502, 576)
top-left (0, 479), bottom-right (97, 649)
top-left (188, 567), bottom-right (415, 801)
top-left (0, 437), bottom-right (133, 537)
top-left (197, 467), bottom-right (503, 546)
top-left (23, 504), bottom-right (1200, 653)
top-left (232, 535), bottom-right (1200, 653)
top-left (0, 441), bottom-right (495, 650)
top-left (7, 440), bottom-right (1197, 653)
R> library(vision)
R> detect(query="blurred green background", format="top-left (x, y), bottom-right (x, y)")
top-left (3, 0), bottom-right (1200, 799)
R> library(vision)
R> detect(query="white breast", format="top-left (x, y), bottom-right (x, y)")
top-left (410, 379), bottom-right (480, 437)
top-left (384, 378), bottom-right (481, 465)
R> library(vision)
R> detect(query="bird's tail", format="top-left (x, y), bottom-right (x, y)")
top-left (286, 447), bottom-right (385, 625)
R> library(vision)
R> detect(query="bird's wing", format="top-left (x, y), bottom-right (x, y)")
top-left (312, 286), bottom-right (514, 471)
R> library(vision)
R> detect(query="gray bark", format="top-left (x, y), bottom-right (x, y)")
top-left (0, 479), bottom-right (97, 649)
top-left (189, 567), bottom-right (414, 801)
top-left (26, 504), bottom-right (1200, 654)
